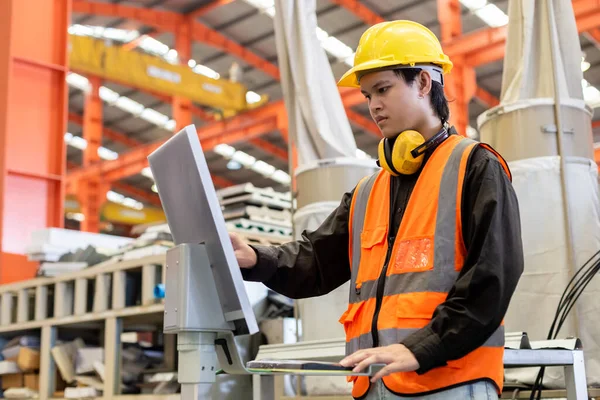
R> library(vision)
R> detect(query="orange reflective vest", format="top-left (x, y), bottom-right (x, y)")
top-left (340, 135), bottom-right (511, 398)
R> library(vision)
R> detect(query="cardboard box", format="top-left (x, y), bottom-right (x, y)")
top-left (24, 374), bottom-right (38, 391)
top-left (1, 373), bottom-right (23, 389)
top-left (14, 348), bottom-right (40, 372)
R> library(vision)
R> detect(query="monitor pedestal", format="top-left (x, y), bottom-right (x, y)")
top-left (164, 243), bottom-right (252, 400)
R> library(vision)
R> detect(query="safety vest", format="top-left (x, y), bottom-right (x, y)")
top-left (340, 135), bottom-right (511, 398)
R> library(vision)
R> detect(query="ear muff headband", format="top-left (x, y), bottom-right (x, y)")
top-left (377, 127), bottom-right (449, 176)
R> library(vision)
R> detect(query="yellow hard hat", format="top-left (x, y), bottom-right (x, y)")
top-left (337, 20), bottom-right (453, 88)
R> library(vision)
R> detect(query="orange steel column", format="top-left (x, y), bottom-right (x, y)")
top-left (80, 76), bottom-right (104, 232)
top-left (438, 0), bottom-right (475, 136)
top-left (173, 19), bottom-right (193, 131)
top-left (0, 0), bottom-right (70, 282)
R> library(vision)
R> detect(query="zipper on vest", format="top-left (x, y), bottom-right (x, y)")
top-left (370, 181), bottom-right (397, 348)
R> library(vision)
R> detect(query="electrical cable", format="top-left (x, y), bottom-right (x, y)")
top-left (528, 249), bottom-right (600, 400)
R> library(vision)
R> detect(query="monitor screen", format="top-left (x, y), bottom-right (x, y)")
top-left (147, 125), bottom-right (258, 335)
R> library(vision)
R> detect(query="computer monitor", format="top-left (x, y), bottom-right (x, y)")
top-left (147, 125), bottom-right (258, 336)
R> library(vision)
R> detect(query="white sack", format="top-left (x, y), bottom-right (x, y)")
top-left (504, 156), bottom-right (600, 387)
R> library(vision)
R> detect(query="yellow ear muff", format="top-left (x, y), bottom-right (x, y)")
top-left (390, 130), bottom-right (426, 175)
top-left (378, 139), bottom-right (399, 176)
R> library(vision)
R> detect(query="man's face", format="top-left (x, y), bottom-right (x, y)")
top-left (359, 70), bottom-right (424, 140)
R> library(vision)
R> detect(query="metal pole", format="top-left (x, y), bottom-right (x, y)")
top-left (545, 0), bottom-right (579, 337)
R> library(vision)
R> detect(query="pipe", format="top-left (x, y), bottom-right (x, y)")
top-left (545, 0), bottom-right (579, 337)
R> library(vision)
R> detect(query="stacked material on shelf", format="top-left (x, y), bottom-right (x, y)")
top-left (38, 261), bottom-right (88, 277)
top-left (25, 228), bottom-right (133, 262)
top-left (51, 336), bottom-right (167, 397)
top-left (0, 335), bottom-right (46, 398)
top-left (52, 338), bottom-right (110, 398)
top-left (115, 224), bottom-right (173, 261)
top-left (217, 183), bottom-right (293, 239)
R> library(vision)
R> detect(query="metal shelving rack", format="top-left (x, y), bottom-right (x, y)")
top-left (0, 254), bottom-right (171, 400)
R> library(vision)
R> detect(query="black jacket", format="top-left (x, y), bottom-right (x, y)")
top-left (241, 135), bottom-right (524, 375)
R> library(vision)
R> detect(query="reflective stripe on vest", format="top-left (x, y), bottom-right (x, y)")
top-left (343, 135), bottom-right (509, 398)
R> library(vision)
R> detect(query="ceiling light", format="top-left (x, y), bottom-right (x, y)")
top-left (151, 184), bottom-right (158, 193)
top-left (227, 160), bottom-right (242, 170)
top-left (232, 151), bottom-right (256, 167)
top-left (140, 108), bottom-right (170, 126)
top-left (107, 190), bottom-right (125, 203)
top-left (98, 147), bottom-right (119, 161)
top-left (582, 79), bottom-right (600, 108)
top-left (115, 97), bottom-right (144, 115)
top-left (459, 0), bottom-right (488, 11)
top-left (582, 57), bottom-right (591, 72)
top-left (164, 119), bottom-right (176, 131)
top-left (271, 169), bottom-right (291, 185)
top-left (188, 59), bottom-right (197, 68)
top-left (66, 73), bottom-right (91, 92)
top-left (66, 212), bottom-right (85, 222)
top-left (251, 160), bottom-right (276, 176)
top-left (193, 64), bottom-right (220, 80)
top-left (99, 87), bottom-right (120, 104)
top-left (214, 144), bottom-right (236, 158)
top-left (474, 4), bottom-right (509, 27)
top-left (246, 91), bottom-right (262, 104)
top-left (141, 167), bottom-right (154, 180)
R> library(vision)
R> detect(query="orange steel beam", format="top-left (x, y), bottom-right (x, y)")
top-left (189, 0), bottom-right (235, 19)
top-left (587, 27), bottom-right (600, 47)
top-left (329, 0), bottom-right (385, 25)
top-left (437, 0), bottom-right (462, 41)
top-left (249, 138), bottom-right (288, 162)
top-left (83, 76), bottom-right (103, 168)
top-left (69, 110), bottom-right (236, 187)
top-left (211, 174), bottom-right (235, 189)
top-left (0, 0), bottom-right (69, 281)
top-left (439, 0), bottom-right (473, 136)
top-left (174, 20), bottom-right (193, 131)
top-left (80, 76), bottom-right (104, 232)
top-left (112, 182), bottom-right (161, 207)
top-left (68, 115), bottom-right (278, 183)
top-left (474, 87), bottom-right (500, 108)
top-left (67, 89), bottom-right (376, 184)
top-left (345, 109), bottom-right (380, 138)
top-left (69, 112), bottom-right (140, 147)
top-left (593, 120), bottom-right (600, 129)
top-left (457, 0), bottom-right (600, 67)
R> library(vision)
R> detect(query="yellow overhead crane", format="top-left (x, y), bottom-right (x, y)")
top-left (68, 34), bottom-right (268, 114)
top-left (65, 195), bottom-right (166, 227)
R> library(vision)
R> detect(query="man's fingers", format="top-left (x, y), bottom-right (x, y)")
top-left (353, 355), bottom-right (378, 373)
top-left (370, 361), bottom-right (414, 382)
top-left (340, 350), bottom-right (369, 367)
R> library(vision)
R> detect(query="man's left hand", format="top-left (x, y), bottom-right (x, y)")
top-left (339, 344), bottom-right (420, 382)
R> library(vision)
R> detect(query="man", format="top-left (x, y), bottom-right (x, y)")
top-left (230, 20), bottom-right (524, 399)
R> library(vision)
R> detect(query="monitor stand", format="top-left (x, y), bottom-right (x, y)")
top-left (164, 243), bottom-right (253, 400)
top-left (165, 243), bottom-right (385, 400)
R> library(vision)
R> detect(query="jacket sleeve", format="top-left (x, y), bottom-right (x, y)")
top-left (400, 147), bottom-right (524, 374)
top-left (240, 189), bottom-right (354, 299)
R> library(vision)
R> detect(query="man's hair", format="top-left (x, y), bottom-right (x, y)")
top-left (393, 68), bottom-right (450, 124)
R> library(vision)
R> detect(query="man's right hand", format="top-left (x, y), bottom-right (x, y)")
top-left (229, 232), bottom-right (257, 269)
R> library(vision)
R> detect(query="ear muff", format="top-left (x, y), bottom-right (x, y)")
top-left (378, 138), bottom-right (401, 176)
top-left (377, 130), bottom-right (426, 176)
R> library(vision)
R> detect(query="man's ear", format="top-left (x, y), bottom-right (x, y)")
top-left (419, 70), bottom-right (433, 97)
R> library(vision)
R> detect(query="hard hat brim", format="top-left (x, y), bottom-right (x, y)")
top-left (337, 59), bottom-right (453, 88)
